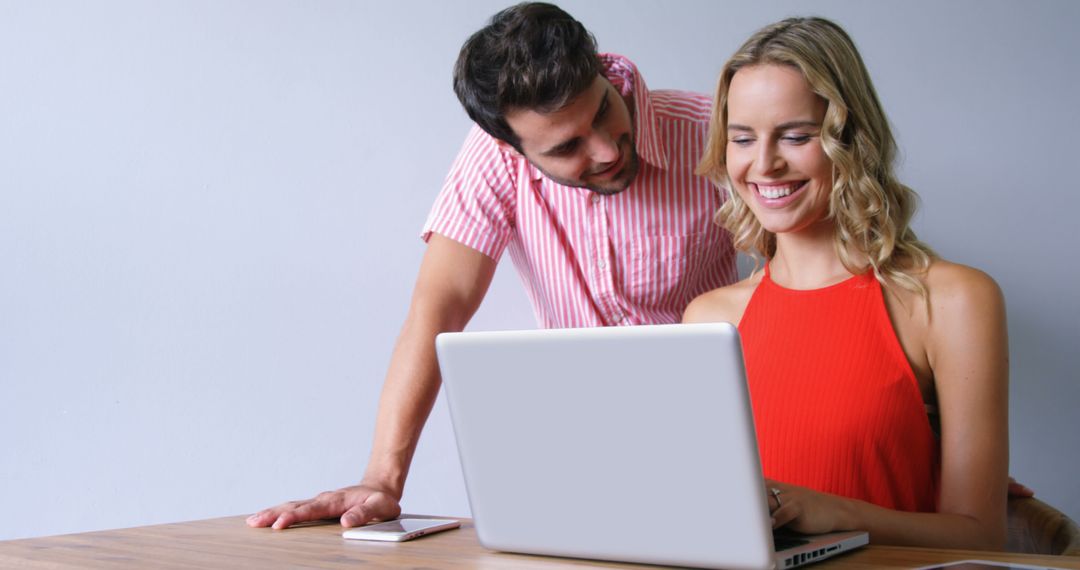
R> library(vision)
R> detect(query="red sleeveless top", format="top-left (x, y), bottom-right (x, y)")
top-left (738, 265), bottom-right (939, 512)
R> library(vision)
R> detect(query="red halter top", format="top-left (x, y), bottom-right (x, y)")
top-left (738, 264), bottom-right (939, 512)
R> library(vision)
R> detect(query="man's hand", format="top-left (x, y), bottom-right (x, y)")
top-left (246, 483), bottom-right (402, 530)
top-left (1007, 476), bottom-right (1034, 498)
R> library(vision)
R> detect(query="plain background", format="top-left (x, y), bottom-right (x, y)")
top-left (2, 0), bottom-right (1078, 541)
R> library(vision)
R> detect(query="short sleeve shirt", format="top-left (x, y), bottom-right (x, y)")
top-left (422, 54), bottom-right (737, 328)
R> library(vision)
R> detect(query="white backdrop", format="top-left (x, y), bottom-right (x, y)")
top-left (2, 0), bottom-right (1078, 541)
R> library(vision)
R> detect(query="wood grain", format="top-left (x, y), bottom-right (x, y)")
top-left (2, 515), bottom-right (1079, 569)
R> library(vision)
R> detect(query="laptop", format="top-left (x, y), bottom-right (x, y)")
top-left (435, 322), bottom-right (868, 570)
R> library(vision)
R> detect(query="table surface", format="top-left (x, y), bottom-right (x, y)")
top-left (2, 515), bottom-right (1079, 569)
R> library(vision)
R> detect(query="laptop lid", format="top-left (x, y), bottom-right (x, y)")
top-left (436, 322), bottom-right (865, 570)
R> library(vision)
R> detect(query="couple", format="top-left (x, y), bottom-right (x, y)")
top-left (249, 2), bottom-right (1010, 549)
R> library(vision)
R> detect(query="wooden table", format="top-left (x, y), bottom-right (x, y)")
top-left (2, 515), bottom-right (1078, 569)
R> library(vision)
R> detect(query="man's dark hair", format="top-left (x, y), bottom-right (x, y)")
top-left (453, 2), bottom-right (601, 151)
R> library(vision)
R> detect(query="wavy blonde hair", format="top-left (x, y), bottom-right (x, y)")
top-left (698, 17), bottom-right (935, 298)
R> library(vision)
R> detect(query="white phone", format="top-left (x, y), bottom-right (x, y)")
top-left (341, 518), bottom-right (461, 542)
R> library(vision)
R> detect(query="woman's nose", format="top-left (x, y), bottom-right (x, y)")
top-left (755, 143), bottom-right (784, 175)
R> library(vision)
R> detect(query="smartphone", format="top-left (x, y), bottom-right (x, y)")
top-left (341, 518), bottom-right (461, 542)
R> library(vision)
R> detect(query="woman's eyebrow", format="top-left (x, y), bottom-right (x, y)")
top-left (726, 120), bottom-right (821, 131)
top-left (776, 120), bottom-right (821, 130)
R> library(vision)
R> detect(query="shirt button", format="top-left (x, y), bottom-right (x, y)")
top-left (591, 194), bottom-right (601, 204)
top-left (598, 260), bottom-right (607, 269)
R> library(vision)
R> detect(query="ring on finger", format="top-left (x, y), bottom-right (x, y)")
top-left (770, 487), bottom-right (782, 510)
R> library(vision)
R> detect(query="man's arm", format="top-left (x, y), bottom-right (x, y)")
top-left (247, 234), bottom-right (497, 529)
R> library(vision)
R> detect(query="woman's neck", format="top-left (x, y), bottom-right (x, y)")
top-left (769, 220), bottom-right (860, 290)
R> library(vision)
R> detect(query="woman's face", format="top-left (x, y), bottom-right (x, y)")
top-left (725, 64), bottom-right (833, 236)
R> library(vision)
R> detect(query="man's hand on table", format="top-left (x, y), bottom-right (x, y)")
top-left (246, 483), bottom-right (402, 530)
top-left (1008, 476), bottom-right (1035, 498)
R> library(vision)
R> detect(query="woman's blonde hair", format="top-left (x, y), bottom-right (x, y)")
top-left (698, 17), bottom-right (934, 297)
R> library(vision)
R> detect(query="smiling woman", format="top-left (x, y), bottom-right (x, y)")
top-left (684, 17), bottom-right (1010, 550)
top-left (724, 65), bottom-right (833, 237)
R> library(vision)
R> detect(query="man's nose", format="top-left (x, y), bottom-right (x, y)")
top-left (587, 130), bottom-right (620, 164)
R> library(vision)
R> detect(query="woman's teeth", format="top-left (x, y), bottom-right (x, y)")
top-left (757, 183), bottom-right (800, 199)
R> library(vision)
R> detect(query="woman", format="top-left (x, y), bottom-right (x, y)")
top-left (684, 17), bottom-right (1008, 549)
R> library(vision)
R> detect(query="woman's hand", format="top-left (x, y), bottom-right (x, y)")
top-left (766, 480), bottom-right (855, 535)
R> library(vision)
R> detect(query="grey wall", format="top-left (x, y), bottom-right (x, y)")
top-left (1, 0), bottom-right (1077, 541)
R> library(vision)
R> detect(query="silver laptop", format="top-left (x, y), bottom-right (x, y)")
top-left (436, 322), bottom-right (868, 570)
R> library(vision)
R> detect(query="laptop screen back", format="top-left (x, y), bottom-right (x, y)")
top-left (436, 323), bottom-right (776, 570)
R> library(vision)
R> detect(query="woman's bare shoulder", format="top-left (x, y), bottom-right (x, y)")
top-left (683, 273), bottom-right (762, 325)
top-left (924, 259), bottom-right (1004, 311)
top-left (920, 259), bottom-right (1007, 365)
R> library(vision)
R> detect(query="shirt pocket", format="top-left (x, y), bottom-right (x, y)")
top-left (623, 231), bottom-right (723, 312)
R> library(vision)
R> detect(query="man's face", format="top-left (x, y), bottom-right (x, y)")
top-left (504, 76), bottom-right (638, 195)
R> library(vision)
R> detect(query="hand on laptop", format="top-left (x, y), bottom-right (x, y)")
top-left (765, 480), bottom-right (854, 536)
top-left (765, 476), bottom-right (1030, 537)
top-left (246, 482), bottom-right (402, 530)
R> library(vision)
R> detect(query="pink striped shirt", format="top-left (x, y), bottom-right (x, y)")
top-left (422, 54), bottom-right (737, 328)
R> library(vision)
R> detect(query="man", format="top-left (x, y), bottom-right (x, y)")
top-left (246, 2), bottom-right (736, 530)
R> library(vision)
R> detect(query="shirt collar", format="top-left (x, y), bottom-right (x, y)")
top-left (600, 53), bottom-right (668, 172)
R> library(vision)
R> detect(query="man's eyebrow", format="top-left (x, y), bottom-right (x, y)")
top-left (540, 136), bottom-right (582, 157)
top-left (592, 90), bottom-right (610, 125)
